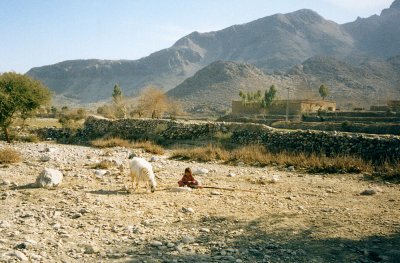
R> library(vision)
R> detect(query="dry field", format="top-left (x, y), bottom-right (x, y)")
top-left (0, 141), bottom-right (399, 262)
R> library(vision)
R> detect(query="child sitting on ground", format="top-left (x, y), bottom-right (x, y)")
top-left (178, 167), bottom-right (201, 188)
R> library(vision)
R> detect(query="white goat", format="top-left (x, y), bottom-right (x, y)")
top-left (128, 157), bottom-right (157, 193)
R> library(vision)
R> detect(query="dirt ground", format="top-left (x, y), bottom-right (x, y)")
top-left (0, 142), bottom-right (399, 263)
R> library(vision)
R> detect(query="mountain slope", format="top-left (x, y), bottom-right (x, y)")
top-left (173, 9), bottom-right (355, 71)
top-left (26, 1), bottom-right (400, 104)
top-left (167, 61), bottom-right (289, 114)
top-left (27, 48), bottom-right (204, 103)
top-left (287, 56), bottom-right (400, 108)
top-left (168, 57), bottom-right (400, 113)
top-left (343, 0), bottom-right (400, 58)
top-left (27, 8), bottom-right (357, 103)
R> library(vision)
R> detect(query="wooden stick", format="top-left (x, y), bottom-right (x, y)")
top-left (155, 185), bottom-right (267, 194)
top-left (202, 186), bottom-right (265, 193)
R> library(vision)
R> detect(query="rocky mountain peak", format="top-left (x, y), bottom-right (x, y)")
top-left (27, 1), bottom-right (400, 105)
top-left (390, 0), bottom-right (400, 9)
top-left (289, 8), bottom-right (324, 23)
top-left (381, 0), bottom-right (400, 16)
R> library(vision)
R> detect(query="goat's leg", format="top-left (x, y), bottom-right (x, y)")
top-left (129, 172), bottom-right (136, 193)
top-left (135, 178), bottom-right (140, 193)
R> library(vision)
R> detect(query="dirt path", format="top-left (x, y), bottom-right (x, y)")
top-left (0, 142), bottom-right (399, 262)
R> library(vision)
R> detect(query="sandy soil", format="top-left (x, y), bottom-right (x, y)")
top-left (0, 142), bottom-right (399, 263)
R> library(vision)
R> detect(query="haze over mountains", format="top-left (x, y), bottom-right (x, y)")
top-left (27, 1), bottom-right (400, 110)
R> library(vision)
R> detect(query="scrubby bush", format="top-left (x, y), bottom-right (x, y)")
top-left (0, 147), bottom-right (22, 164)
top-left (91, 160), bottom-right (115, 169)
top-left (374, 162), bottom-right (400, 180)
top-left (58, 108), bottom-right (86, 130)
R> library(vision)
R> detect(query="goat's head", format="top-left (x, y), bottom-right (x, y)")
top-left (128, 152), bottom-right (137, 159)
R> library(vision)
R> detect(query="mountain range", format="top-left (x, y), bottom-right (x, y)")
top-left (166, 55), bottom-right (400, 114)
top-left (27, 0), bottom-right (400, 110)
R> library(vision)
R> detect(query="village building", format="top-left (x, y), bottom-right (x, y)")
top-left (370, 100), bottom-right (400, 112)
top-left (231, 99), bottom-right (336, 115)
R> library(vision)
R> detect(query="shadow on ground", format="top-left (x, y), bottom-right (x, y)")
top-left (86, 188), bottom-right (129, 196)
top-left (10, 183), bottom-right (38, 190)
top-left (104, 214), bottom-right (400, 263)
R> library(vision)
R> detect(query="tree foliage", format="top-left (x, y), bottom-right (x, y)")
top-left (166, 99), bottom-right (184, 120)
top-left (239, 90), bottom-right (263, 104)
top-left (239, 90), bottom-right (245, 101)
top-left (96, 84), bottom-right (128, 119)
top-left (112, 84), bottom-right (123, 104)
top-left (262, 85), bottom-right (277, 108)
top-left (0, 72), bottom-right (51, 142)
top-left (319, 84), bottom-right (329, 100)
top-left (134, 86), bottom-right (168, 119)
top-left (238, 85), bottom-right (277, 109)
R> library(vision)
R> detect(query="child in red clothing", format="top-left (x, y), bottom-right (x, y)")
top-left (178, 167), bottom-right (201, 188)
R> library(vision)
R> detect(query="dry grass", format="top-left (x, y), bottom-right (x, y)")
top-left (230, 145), bottom-right (273, 165)
top-left (16, 134), bottom-right (40, 143)
top-left (132, 141), bottom-right (165, 155)
top-left (172, 144), bottom-right (229, 162)
top-left (172, 144), bottom-right (375, 175)
top-left (0, 147), bottom-right (22, 164)
top-left (374, 162), bottom-right (400, 179)
top-left (90, 137), bottom-right (165, 155)
top-left (305, 154), bottom-right (370, 174)
top-left (12, 118), bottom-right (62, 129)
top-left (91, 160), bottom-right (115, 169)
top-left (90, 138), bottom-right (132, 148)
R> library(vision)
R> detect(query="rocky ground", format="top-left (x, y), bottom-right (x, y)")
top-left (0, 141), bottom-right (399, 263)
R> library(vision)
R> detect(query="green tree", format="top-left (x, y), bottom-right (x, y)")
top-left (20, 108), bottom-right (36, 128)
top-left (319, 84), bottom-right (329, 100)
top-left (262, 85), bottom-right (277, 108)
top-left (239, 90), bottom-right (263, 105)
top-left (0, 72), bottom-right (51, 142)
top-left (246, 92), bottom-right (252, 102)
top-left (112, 84), bottom-right (127, 118)
top-left (112, 84), bottom-right (123, 104)
top-left (239, 91), bottom-right (246, 102)
top-left (255, 90), bottom-right (262, 101)
top-left (50, 106), bottom-right (58, 115)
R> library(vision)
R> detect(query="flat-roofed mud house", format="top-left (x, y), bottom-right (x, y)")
top-left (232, 100), bottom-right (336, 115)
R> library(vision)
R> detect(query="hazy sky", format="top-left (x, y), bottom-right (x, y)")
top-left (0, 0), bottom-right (394, 73)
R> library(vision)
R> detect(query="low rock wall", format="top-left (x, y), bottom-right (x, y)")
top-left (37, 116), bottom-right (400, 162)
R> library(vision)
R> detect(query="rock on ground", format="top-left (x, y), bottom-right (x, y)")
top-left (35, 168), bottom-right (63, 188)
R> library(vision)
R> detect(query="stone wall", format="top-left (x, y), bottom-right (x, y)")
top-left (232, 128), bottom-right (400, 162)
top-left (37, 116), bottom-right (400, 162)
